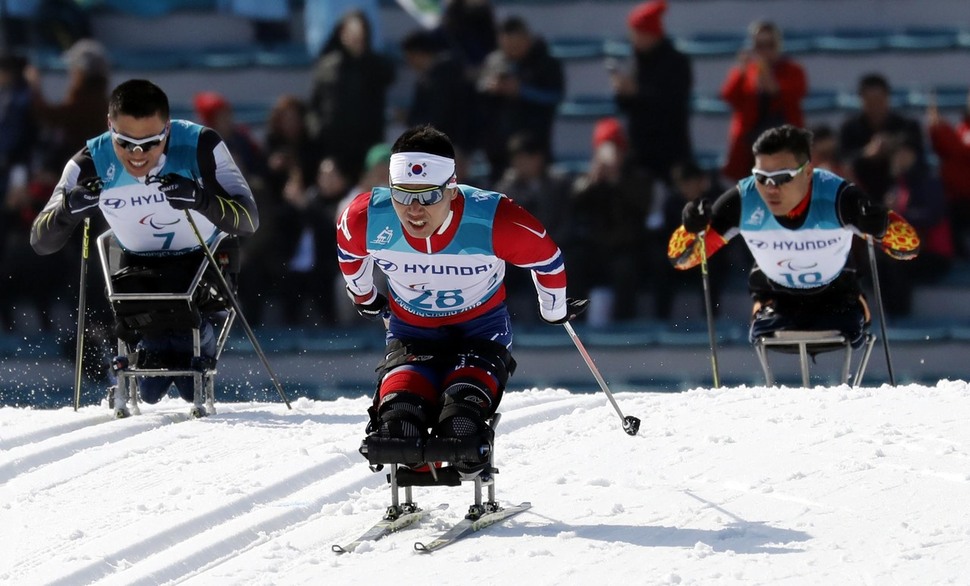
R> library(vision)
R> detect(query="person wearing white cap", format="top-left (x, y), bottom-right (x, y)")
top-left (337, 124), bottom-right (586, 477)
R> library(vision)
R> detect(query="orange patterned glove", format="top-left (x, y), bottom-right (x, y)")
top-left (878, 210), bottom-right (920, 260)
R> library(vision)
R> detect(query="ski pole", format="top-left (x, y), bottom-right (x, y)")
top-left (562, 321), bottom-right (640, 436)
top-left (698, 230), bottom-right (721, 388)
top-left (866, 235), bottom-right (896, 386)
top-left (183, 211), bottom-right (292, 408)
top-left (73, 217), bottom-right (91, 411)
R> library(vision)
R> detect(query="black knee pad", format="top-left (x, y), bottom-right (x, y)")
top-left (376, 392), bottom-right (431, 439)
top-left (454, 340), bottom-right (515, 391)
top-left (434, 382), bottom-right (493, 439)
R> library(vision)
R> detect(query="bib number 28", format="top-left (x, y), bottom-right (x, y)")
top-left (412, 288), bottom-right (465, 310)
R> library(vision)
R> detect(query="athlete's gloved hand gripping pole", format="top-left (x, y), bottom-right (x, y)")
top-left (64, 177), bottom-right (104, 217)
top-left (158, 173), bottom-right (207, 210)
top-left (682, 198), bottom-right (721, 388)
top-left (181, 207), bottom-right (292, 409)
top-left (545, 298), bottom-right (641, 436)
top-left (856, 199), bottom-right (895, 386)
top-left (64, 177), bottom-right (103, 410)
top-left (349, 289), bottom-right (388, 321)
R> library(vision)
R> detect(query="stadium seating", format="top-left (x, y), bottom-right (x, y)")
top-left (7, 0), bottom-right (968, 403)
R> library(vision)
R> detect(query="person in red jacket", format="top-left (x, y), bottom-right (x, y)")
top-left (720, 20), bottom-right (807, 182)
top-left (927, 89), bottom-right (970, 258)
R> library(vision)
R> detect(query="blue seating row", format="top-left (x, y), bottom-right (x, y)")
top-left (549, 28), bottom-right (970, 61)
top-left (606, 27), bottom-right (970, 58)
top-left (159, 83), bottom-right (967, 132)
top-left (560, 85), bottom-right (969, 119)
top-left (182, 318), bottom-right (970, 357)
top-left (27, 43), bottom-right (315, 72)
top-left (26, 25), bottom-right (970, 74)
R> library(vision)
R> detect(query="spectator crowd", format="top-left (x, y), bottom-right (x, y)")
top-left (2, 0), bottom-right (969, 338)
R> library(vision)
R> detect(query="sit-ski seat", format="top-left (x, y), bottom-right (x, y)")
top-left (96, 230), bottom-right (238, 417)
top-left (358, 414), bottom-right (503, 522)
top-left (754, 329), bottom-right (876, 387)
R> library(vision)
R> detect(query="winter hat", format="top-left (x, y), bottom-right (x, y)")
top-left (627, 0), bottom-right (667, 36)
top-left (193, 91), bottom-right (230, 127)
top-left (592, 117), bottom-right (628, 151)
top-left (364, 142), bottom-right (391, 172)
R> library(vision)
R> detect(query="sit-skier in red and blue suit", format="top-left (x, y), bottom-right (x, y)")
top-left (337, 124), bottom-right (586, 477)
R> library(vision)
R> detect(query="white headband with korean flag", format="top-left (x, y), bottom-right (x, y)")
top-left (389, 152), bottom-right (457, 187)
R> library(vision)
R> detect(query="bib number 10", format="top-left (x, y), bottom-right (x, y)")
top-left (412, 288), bottom-right (465, 309)
top-left (780, 271), bottom-right (823, 287)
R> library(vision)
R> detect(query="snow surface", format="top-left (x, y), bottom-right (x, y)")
top-left (3, 382), bottom-right (970, 585)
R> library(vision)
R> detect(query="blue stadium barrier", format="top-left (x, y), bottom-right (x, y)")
top-left (93, 0), bottom-right (219, 17)
top-left (557, 96), bottom-right (617, 118)
top-left (810, 28), bottom-right (889, 53)
top-left (691, 94), bottom-right (730, 116)
top-left (0, 332), bottom-right (64, 359)
top-left (184, 47), bottom-right (258, 69)
top-left (924, 86), bottom-right (970, 109)
top-left (673, 32), bottom-right (746, 57)
top-left (557, 27), bottom-right (969, 62)
top-left (112, 49), bottom-right (192, 71)
top-left (557, 86), bottom-right (967, 123)
top-left (548, 37), bottom-right (609, 60)
top-left (886, 325), bottom-right (951, 343)
top-left (602, 38), bottom-right (632, 59)
top-left (886, 27), bottom-right (964, 51)
top-left (936, 261), bottom-right (970, 287)
top-left (778, 29), bottom-right (820, 54)
top-left (28, 27), bottom-right (970, 75)
top-left (801, 89), bottom-right (840, 113)
top-left (254, 43), bottom-right (314, 68)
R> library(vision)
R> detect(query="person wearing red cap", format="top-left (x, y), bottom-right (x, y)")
top-left (192, 91), bottom-right (266, 182)
top-left (610, 0), bottom-right (692, 184)
top-left (559, 117), bottom-right (653, 326)
top-left (719, 20), bottom-right (807, 182)
top-left (627, 0), bottom-right (666, 37)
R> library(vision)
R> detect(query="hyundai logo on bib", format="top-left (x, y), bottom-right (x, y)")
top-left (374, 259), bottom-right (398, 271)
top-left (401, 263), bottom-right (493, 276)
top-left (770, 237), bottom-right (843, 251)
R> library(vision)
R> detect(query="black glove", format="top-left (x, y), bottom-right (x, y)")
top-left (157, 173), bottom-right (205, 210)
top-left (541, 297), bottom-right (589, 325)
top-left (682, 199), bottom-right (713, 234)
top-left (63, 177), bottom-right (103, 217)
top-left (353, 291), bottom-right (389, 321)
top-left (855, 198), bottom-right (888, 238)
